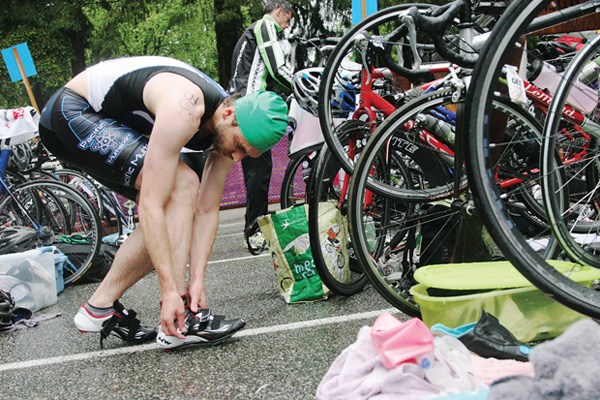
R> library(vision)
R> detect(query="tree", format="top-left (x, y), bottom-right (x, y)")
top-left (84, 0), bottom-right (219, 77)
top-left (0, 0), bottom-right (379, 108)
top-left (0, 0), bottom-right (92, 107)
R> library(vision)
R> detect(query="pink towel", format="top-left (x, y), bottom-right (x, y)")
top-left (371, 313), bottom-right (434, 369)
top-left (316, 316), bottom-right (487, 400)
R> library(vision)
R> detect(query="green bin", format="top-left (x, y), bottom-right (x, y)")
top-left (410, 261), bottom-right (600, 342)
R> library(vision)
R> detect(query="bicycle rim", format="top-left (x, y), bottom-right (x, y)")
top-left (280, 151), bottom-right (314, 209)
top-left (542, 35), bottom-right (600, 267)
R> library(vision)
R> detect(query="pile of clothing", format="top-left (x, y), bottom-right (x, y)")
top-left (317, 312), bottom-right (600, 399)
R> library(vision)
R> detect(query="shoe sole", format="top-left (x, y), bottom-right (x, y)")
top-left (157, 328), bottom-right (244, 351)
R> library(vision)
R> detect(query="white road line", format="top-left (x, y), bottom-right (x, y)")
top-left (218, 222), bottom-right (245, 228)
top-left (0, 308), bottom-right (398, 373)
top-left (208, 253), bottom-right (270, 264)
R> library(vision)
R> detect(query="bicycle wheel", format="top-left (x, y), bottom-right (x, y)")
top-left (0, 180), bottom-right (102, 284)
top-left (541, 34), bottom-right (600, 267)
top-left (347, 91), bottom-right (458, 315)
top-left (280, 150), bottom-right (317, 208)
top-left (349, 86), bottom-right (558, 314)
top-left (307, 139), bottom-right (369, 296)
top-left (466, 0), bottom-right (600, 318)
top-left (52, 168), bottom-right (104, 216)
top-left (52, 168), bottom-right (127, 236)
top-left (318, 4), bottom-right (439, 175)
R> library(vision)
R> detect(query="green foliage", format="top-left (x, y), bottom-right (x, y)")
top-left (290, 0), bottom-right (352, 38)
top-left (0, 0), bottom-right (90, 107)
top-left (84, 0), bottom-right (218, 77)
top-left (0, 0), bottom-right (418, 109)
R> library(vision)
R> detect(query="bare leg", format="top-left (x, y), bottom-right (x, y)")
top-left (87, 227), bottom-right (152, 307)
top-left (87, 161), bottom-right (199, 308)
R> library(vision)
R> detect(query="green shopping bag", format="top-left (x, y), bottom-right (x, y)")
top-left (258, 205), bottom-right (330, 303)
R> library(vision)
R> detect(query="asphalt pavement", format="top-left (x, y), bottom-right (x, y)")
top-left (0, 206), bottom-right (407, 400)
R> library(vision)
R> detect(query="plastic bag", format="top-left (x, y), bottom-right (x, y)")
top-left (258, 205), bottom-right (330, 303)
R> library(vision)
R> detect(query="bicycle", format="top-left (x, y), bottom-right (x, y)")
top-left (6, 139), bottom-right (131, 241)
top-left (300, 0), bottom-right (499, 297)
top-left (344, 1), bottom-right (600, 315)
top-left (464, 0), bottom-right (600, 318)
top-left (345, 1), bottom-right (600, 315)
top-left (0, 107), bottom-right (103, 285)
top-left (316, 0), bottom-right (500, 176)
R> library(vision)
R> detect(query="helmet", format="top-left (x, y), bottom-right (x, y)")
top-left (0, 289), bottom-right (15, 331)
top-left (9, 142), bottom-right (33, 172)
top-left (234, 90), bottom-right (288, 153)
top-left (0, 226), bottom-right (40, 255)
top-left (292, 67), bottom-right (357, 118)
top-left (292, 68), bottom-right (322, 117)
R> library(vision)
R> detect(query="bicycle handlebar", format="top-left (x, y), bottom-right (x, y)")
top-left (368, 0), bottom-right (478, 76)
top-left (409, 0), bottom-right (471, 33)
top-left (358, 29), bottom-right (435, 80)
top-left (407, 0), bottom-right (477, 68)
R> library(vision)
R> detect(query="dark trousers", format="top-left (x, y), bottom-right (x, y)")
top-left (242, 150), bottom-right (272, 234)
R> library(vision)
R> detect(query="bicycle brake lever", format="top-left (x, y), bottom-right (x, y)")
top-left (400, 14), bottom-right (422, 69)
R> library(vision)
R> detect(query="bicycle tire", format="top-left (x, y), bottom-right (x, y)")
top-left (465, 0), bottom-right (600, 318)
top-left (318, 4), bottom-right (437, 175)
top-left (541, 34), bottom-right (600, 267)
top-left (53, 168), bottom-right (105, 218)
top-left (52, 168), bottom-right (127, 236)
top-left (347, 92), bottom-right (458, 315)
top-left (348, 87), bottom-right (559, 314)
top-left (280, 150), bottom-right (316, 209)
top-left (0, 180), bottom-right (102, 284)
top-left (307, 142), bottom-right (369, 296)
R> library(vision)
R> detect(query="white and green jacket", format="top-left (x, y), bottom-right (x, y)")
top-left (228, 14), bottom-right (293, 95)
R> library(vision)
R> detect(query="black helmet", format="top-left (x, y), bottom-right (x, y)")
top-left (0, 226), bottom-right (41, 255)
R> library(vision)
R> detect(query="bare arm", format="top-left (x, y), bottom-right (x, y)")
top-left (187, 151), bottom-right (234, 312)
top-left (139, 73), bottom-right (205, 336)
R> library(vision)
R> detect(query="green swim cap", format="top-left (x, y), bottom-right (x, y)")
top-left (234, 90), bottom-right (288, 152)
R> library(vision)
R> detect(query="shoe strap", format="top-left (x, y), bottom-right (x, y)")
top-left (193, 309), bottom-right (226, 330)
top-left (100, 306), bottom-right (141, 349)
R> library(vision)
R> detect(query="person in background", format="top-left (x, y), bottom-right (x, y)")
top-left (39, 55), bottom-right (288, 350)
top-left (228, 0), bottom-right (294, 252)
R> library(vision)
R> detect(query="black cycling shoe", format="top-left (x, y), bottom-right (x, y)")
top-left (457, 311), bottom-right (532, 361)
top-left (74, 300), bottom-right (157, 348)
top-left (156, 308), bottom-right (246, 350)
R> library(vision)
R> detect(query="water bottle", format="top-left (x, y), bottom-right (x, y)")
top-left (579, 55), bottom-right (600, 88)
top-left (527, 58), bottom-right (598, 114)
top-left (416, 114), bottom-right (455, 145)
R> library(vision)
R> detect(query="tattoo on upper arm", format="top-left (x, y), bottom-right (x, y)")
top-left (179, 91), bottom-right (201, 122)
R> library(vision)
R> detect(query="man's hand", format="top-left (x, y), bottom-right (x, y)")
top-left (187, 278), bottom-right (207, 313)
top-left (160, 291), bottom-right (187, 339)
